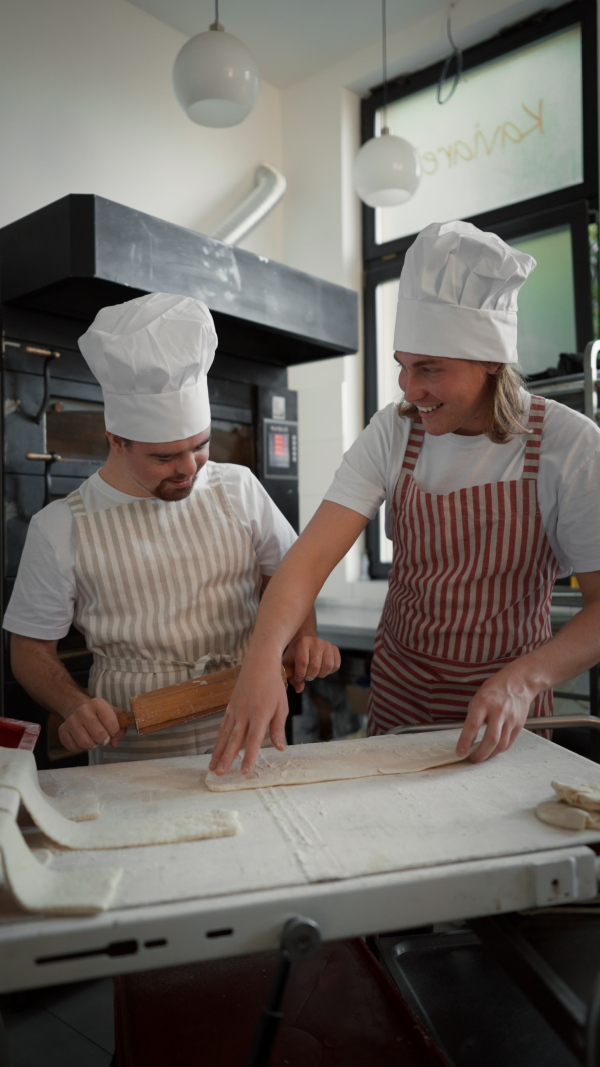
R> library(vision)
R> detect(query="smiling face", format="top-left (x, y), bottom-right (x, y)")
top-left (105, 427), bottom-right (211, 500)
top-left (395, 352), bottom-right (502, 436)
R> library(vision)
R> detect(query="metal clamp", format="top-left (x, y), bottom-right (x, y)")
top-left (245, 916), bottom-right (322, 1067)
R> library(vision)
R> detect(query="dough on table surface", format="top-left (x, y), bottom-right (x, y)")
top-left (0, 812), bottom-right (121, 915)
top-left (0, 746), bottom-right (242, 849)
top-left (551, 781), bottom-right (600, 812)
top-left (205, 734), bottom-right (477, 792)
top-left (535, 780), bottom-right (600, 832)
top-left (536, 801), bottom-right (591, 831)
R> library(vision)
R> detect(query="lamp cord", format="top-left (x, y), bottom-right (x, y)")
top-left (215, 0), bottom-right (219, 23)
top-left (437, 3), bottom-right (463, 105)
top-left (381, 0), bottom-right (388, 131)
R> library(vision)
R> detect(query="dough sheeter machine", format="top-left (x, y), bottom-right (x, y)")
top-left (3, 719), bottom-right (600, 1064)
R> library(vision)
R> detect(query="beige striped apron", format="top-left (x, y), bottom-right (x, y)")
top-left (67, 462), bottom-right (262, 765)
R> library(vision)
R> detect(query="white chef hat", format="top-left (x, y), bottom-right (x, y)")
top-left (394, 221), bottom-right (536, 364)
top-left (78, 292), bottom-right (217, 442)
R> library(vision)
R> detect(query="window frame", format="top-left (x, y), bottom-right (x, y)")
top-left (362, 1), bottom-right (598, 579)
top-left (361, 1), bottom-right (598, 264)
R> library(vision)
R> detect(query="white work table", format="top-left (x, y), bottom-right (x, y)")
top-left (1, 730), bottom-right (600, 994)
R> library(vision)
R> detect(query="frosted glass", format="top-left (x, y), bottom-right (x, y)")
top-left (511, 228), bottom-right (578, 376)
top-left (376, 26), bottom-right (583, 244)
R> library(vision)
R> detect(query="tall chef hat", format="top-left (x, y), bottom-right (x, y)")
top-left (394, 221), bottom-right (536, 364)
top-left (78, 292), bottom-right (217, 442)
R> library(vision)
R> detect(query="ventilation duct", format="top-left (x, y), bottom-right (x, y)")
top-left (209, 163), bottom-right (286, 245)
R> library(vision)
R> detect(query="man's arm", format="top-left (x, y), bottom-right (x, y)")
top-left (260, 575), bottom-right (340, 692)
top-left (10, 634), bottom-right (125, 752)
top-left (458, 571), bottom-right (600, 761)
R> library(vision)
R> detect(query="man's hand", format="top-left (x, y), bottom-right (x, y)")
top-left (456, 671), bottom-right (536, 762)
top-left (282, 635), bottom-right (341, 692)
top-left (58, 697), bottom-right (126, 753)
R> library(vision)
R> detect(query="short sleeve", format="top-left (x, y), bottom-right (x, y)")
top-left (220, 466), bottom-right (297, 575)
top-left (3, 511), bottom-right (77, 640)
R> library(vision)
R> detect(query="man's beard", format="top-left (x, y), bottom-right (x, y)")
top-left (152, 470), bottom-right (198, 502)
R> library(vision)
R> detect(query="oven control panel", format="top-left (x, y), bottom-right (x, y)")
top-left (263, 418), bottom-right (298, 480)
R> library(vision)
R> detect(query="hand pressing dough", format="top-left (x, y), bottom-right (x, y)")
top-left (206, 736), bottom-right (477, 792)
top-left (0, 746), bottom-right (241, 849)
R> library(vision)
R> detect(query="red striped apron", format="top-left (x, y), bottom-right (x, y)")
top-left (368, 396), bottom-right (559, 734)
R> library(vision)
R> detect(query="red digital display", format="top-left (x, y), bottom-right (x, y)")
top-left (269, 428), bottom-right (290, 468)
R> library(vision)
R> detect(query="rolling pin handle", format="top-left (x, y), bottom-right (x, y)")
top-left (116, 710), bottom-right (136, 731)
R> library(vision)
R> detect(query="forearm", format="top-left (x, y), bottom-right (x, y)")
top-left (501, 600), bottom-right (600, 697)
top-left (11, 635), bottom-right (88, 719)
top-left (290, 605), bottom-right (318, 641)
top-left (248, 501), bottom-right (368, 664)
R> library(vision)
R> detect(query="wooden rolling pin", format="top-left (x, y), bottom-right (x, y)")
top-left (116, 663), bottom-right (292, 736)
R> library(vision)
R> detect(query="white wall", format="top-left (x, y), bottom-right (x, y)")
top-left (0, 0), bottom-right (283, 260)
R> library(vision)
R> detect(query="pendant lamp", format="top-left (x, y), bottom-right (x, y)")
top-left (173, 0), bottom-right (260, 128)
top-left (353, 0), bottom-right (420, 207)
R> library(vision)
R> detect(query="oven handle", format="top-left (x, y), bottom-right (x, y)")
top-left (386, 716), bottom-right (600, 735)
top-left (22, 348), bottom-right (61, 424)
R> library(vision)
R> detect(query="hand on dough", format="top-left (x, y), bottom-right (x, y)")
top-left (456, 670), bottom-right (535, 762)
top-left (210, 653), bottom-right (288, 776)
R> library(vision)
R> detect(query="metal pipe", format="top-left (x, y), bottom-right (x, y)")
top-left (210, 163), bottom-right (286, 246)
top-left (387, 716), bottom-right (600, 735)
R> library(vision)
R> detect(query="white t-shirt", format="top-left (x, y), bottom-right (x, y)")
top-left (324, 390), bottom-right (600, 578)
top-left (4, 463), bottom-right (297, 641)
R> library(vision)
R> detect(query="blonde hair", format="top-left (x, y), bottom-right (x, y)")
top-left (397, 363), bottom-right (529, 444)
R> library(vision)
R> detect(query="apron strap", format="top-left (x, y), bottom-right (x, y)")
top-left (400, 421), bottom-right (426, 475)
top-left (65, 489), bottom-right (87, 516)
top-left (522, 395), bottom-right (546, 480)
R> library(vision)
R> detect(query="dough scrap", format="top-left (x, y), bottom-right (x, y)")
top-left (536, 801), bottom-right (590, 832)
top-left (0, 747), bottom-right (241, 849)
top-left (0, 812), bottom-right (121, 915)
top-left (205, 737), bottom-right (477, 792)
top-left (551, 781), bottom-right (600, 813)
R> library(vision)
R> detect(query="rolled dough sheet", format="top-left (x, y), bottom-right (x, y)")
top-left (0, 812), bottom-right (121, 915)
top-left (0, 747), bottom-right (241, 849)
top-left (205, 734), bottom-right (477, 792)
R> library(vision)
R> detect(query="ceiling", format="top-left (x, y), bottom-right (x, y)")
top-left (126, 0), bottom-right (450, 88)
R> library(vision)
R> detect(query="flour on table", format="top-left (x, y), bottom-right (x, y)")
top-left (205, 734), bottom-right (477, 792)
top-left (0, 747), bottom-right (242, 849)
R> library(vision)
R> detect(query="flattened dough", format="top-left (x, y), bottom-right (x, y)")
top-left (206, 734), bottom-right (477, 792)
top-left (0, 812), bottom-right (122, 915)
top-left (0, 747), bottom-right (241, 849)
top-left (536, 801), bottom-right (590, 831)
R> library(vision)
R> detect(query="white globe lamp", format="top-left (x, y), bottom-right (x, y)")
top-left (354, 0), bottom-right (421, 208)
top-left (173, 18), bottom-right (260, 129)
top-left (353, 127), bottom-right (421, 207)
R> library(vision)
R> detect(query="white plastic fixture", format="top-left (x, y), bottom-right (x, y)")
top-left (353, 128), bottom-right (421, 208)
top-left (173, 21), bottom-right (260, 129)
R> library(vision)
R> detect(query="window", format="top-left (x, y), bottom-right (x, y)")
top-left (362, 2), bottom-right (598, 578)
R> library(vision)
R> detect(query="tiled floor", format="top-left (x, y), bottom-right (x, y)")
top-left (0, 979), bottom-right (114, 1067)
